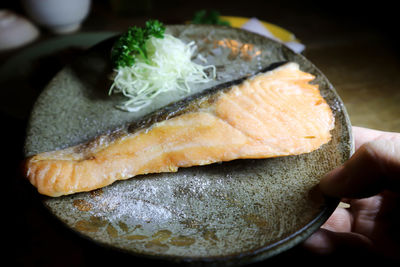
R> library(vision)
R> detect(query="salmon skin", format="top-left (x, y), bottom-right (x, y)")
top-left (24, 62), bottom-right (334, 197)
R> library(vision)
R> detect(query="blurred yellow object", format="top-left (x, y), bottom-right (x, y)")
top-left (220, 16), bottom-right (299, 43)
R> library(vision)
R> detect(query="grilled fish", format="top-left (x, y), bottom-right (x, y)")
top-left (24, 62), bottom-right (334, 197)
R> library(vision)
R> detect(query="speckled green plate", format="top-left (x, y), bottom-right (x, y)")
top-left (24, 25), bottom-right (353, 265)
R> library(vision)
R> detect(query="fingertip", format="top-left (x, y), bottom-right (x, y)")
top-left (319, 140), bottom-right (395, 198)
top-left (319, 166), bottom-right (347, 197)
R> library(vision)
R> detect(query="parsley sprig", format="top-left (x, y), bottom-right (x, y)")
top-left (111, 20), bottom-right (166, 68)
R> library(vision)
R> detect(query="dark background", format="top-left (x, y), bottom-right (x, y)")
top-left (2, 0), bottom-right (399, 266)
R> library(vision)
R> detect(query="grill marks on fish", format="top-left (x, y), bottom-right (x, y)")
top-left (24, 62), bottom-right (334, 197)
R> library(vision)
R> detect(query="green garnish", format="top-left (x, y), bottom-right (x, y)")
top-left (191, 10), bottom-right (231, 26)
top-left (111, 19), bottom-right (166, 68)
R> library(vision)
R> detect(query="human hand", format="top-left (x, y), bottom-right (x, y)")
top-left (303, 126), bottom-right (400, 260)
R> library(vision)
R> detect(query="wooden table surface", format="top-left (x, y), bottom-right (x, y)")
top-left (3, 0), bottom-right (399, 266)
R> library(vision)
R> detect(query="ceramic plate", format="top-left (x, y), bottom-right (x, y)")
top-left (24, 25), bottom-right (353, 265)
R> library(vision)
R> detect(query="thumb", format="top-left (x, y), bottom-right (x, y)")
top-left (320, 138), bottom-right (400, 198)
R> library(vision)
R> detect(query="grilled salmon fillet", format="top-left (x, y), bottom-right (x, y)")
top-left (24, 62), bottom-right (334, 197)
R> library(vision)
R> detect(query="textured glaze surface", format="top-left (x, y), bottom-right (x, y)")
top-left (24, 25), bottom-right (353, 264)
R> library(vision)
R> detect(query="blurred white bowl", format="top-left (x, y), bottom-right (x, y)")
top-left (22, 0), bottom-right (91, 34)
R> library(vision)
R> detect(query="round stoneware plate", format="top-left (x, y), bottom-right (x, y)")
top-left (24, 25), bottom-right (353, 265)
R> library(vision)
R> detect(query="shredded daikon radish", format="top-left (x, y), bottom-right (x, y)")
top-left (109, 34), bottom-right (216, 112)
